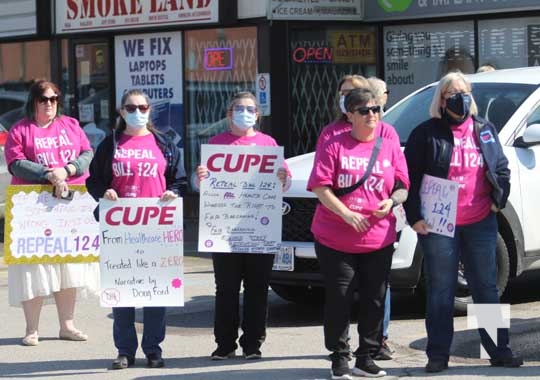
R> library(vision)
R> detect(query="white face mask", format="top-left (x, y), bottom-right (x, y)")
top-left (339, 95), bottom-right (347, 114)
top-left (124, 110), bottom-right (149, 129)
top-left (232, 110), bottom-right (257, 130)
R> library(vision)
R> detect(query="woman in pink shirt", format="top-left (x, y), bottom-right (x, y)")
top-left (196, 91), bottom-right (290, 361)
top-left (308, 88), bottom-right (409, 379)
top-left (4, 80), bottom-right (98, 346)
top-left (86, 89), bottom-right (187, 370)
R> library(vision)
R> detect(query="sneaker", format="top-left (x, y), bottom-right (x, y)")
top-left (371, 339), bottom-right (393, 361)
top-left (244, 349), bottom-right (262, 360)
top-left (210, 347), bottom-right (236, 360)
top-left (352, 356), bottom-right (387, 377)
top-left (490, 354), bottom-right (523, 368)
top-left (330, 352), bottom-right (352, 380)
top-left (425, 359), bottom-right (448, 373)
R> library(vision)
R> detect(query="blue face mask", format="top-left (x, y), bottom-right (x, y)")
top-left (339, 95), bottom-right (347, 114)
top-left (232, 110), bottom-right (257, 130)
top-left (124, 110), bottom-right (149, 129)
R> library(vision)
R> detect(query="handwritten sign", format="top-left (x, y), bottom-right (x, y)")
top-left (420, 175), bottom-right (458, 237)
top-left (198, 145), bottom-right (284, 254)
top-left (99, 198), bottom-right (184, 307)
top-left (4, 185), bottom-right (99, 264)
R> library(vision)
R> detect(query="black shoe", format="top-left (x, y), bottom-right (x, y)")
top-left (146, 353), bottom-right (164, 368)
top-left (352, 356), bottom-right (387, 377)
top-left (425, 359), bottom-right (448, 373)
top-left (371, 339), bottom-right (393, 361)
top-left (490, 354), bottom-right (523, 368)
top-left (211, 346), bottom-right (236, 360)
top-left (112, 355), bottom-right (135, 370)
top-left (330, 352), bottom-right (352, 380)
top-left (243, 349), bottom-right (262, 360)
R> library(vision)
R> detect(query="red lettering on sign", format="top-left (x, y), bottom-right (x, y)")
top-left (292, 46), bottom-right (333, 63)
top-left (207, 153), bottom-right (278, 173)
top-left (105, 206), bottom-right (176, 226)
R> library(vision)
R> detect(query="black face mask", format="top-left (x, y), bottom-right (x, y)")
top-left (445, 92), bottom-right (471, 119)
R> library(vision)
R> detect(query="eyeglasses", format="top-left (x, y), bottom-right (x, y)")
top-left (123, 104), bottom-right (150, 113)
top-left (354, 105), bottom-right (381, 115)
top-left (38, 95), bottom-right (58, 104)
top-left (233, 105), bottom-right (257, 114)
top-left (384, 90), bottom-right (390, 95)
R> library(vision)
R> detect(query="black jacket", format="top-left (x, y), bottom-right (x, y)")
top-left (86, 129), bottom-right (187, 219)
top-left (403, 115), bottom-right (510, 227)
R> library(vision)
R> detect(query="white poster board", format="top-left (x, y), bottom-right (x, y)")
top-left (198, 144), bottom-right (283, 254)
top-left (99, 198), bottom-right (184, 307)
top-left (4, 185), bottom-right (99, 264)
top-left (420, 175), bottom-right (459, 237)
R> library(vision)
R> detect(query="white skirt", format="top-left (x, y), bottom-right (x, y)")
top-left (8, 262), bottom-right (100, 307)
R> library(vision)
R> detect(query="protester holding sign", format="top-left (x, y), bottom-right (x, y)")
top-left (196, 91), bottom-right (291, 361)
top-left (308, 88), bottom-right (409, 379)
top-left (403, 71), bottom-right (522, 373)
top-left (86, 89), bottom-right (187, 370)
top-left (4, 79), bottom-right (98, 346)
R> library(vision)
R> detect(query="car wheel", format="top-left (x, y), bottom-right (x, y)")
top-left (453, 233), bottom-right (510, 315)
top-left (270, 284), bottom-right (324, 305)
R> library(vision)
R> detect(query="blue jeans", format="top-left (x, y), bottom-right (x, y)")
top-left (113, 307), bottom-right (166, 358)
top-left (419, 212), bottom-right (512, 362)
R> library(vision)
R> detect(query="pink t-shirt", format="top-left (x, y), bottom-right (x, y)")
top-left (316, 120), bottom-right (400, 152)
top-left (209, 131), bottom-right (290, 174)
top-left (111, 133), bottom-right (167, 198)
top-left (308, 133), bottom-right (409, 253)
top-left (448, 118), bottom-right (492, 225)
top-left (5, 116), bottom-right (92, 185)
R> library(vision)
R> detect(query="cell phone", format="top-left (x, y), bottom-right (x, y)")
top-left (52, 188), bottom-right (75, 201)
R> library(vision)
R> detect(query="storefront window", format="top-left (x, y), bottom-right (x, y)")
top-left (184, 27), bottom-right (258, 190)
top-left (478, 17), bottom-right (540, 69)
top-left (0, 41), bottom-right (50, 130)
top-left (289, 27), bottom-right (377, 156)
top-left (74, 41), bottom-right (111, 150)
top-left (383, 21), bottom-right (475, 107)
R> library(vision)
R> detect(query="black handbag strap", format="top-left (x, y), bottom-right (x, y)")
top-left (333, 136), bottom-right (383, 197)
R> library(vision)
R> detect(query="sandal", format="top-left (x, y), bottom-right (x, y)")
top-left (59, 329), bottom-right (88, 341)
top-left (22, 333), bottom-right (39, 346)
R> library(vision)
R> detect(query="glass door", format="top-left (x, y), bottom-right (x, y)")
top-left (72, 40), bottom-right (111, 149)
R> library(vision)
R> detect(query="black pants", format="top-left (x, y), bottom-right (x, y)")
top-left (315, 241), bottom-right (393, 357)
top-left (212, 252), bottom-right (275, 352)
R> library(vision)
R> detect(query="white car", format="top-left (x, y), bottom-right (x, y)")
top-left (272, 66), bottom-right (540, 313)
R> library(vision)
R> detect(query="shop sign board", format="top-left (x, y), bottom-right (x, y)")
top-left (115, 31), bottom-right (184, 152)
top-left (55, 0), bottom-right (219, 33)
top-left (0, 0), bottom-right (36, 37)
top-left (366, 0), bottom-right (540, 21)
top-left (268, 0), bottom-right (362, 21)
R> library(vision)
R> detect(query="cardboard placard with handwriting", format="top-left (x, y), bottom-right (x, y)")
top-left (198, 144), bottom-right (283, 254)
top-left (99, 198), bottom-right (184, 307)
top-left (4, 185), bottom-right (99, 264)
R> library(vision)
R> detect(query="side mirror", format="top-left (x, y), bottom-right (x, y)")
top-left (515, 124), bottom-right (540, 147)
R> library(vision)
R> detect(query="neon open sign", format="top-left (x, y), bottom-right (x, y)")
top-left (204, 48), bottom-right (233, 71)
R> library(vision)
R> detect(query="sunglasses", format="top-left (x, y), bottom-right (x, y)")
top-left (123, 104), bottom-right (150, 113)
top-left (340, 89), bottom-right (353, 96)
top-left (233, 105), bottom-right (257, 114)
top-left (39, 95), bottom-right (59, 104)
top-left (354, 105), bottom-right (381, 115)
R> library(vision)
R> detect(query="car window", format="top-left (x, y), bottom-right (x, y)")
top-left (382, 86), bottom-right (434, 144)
top-left (383, 82), bottom-right (536, 144)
